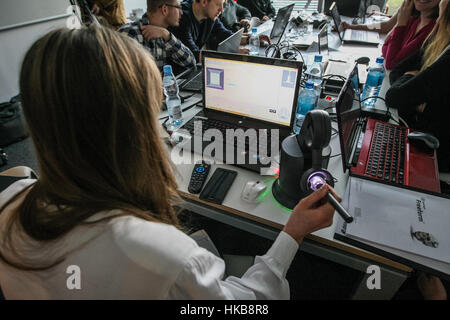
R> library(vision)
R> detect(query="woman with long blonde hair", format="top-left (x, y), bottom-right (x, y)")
top-left (0, 26), bottom-right (337, 299)
top-left (386, 0), bottom-right (450, 174)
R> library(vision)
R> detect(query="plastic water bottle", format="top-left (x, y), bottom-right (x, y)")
top-left (162, 65), bottom-right (183, 129)
top-left (249, 28), bottom-right (259, 56)
top-left (361, 57), bottom-right (385, 107)
top-left (294, 81), bottom-right (316, 134)
top-left (305, 55), bottom-right (323, 100)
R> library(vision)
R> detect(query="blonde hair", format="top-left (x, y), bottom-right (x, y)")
top-left (1, 26), bottom-right (182, 270)
top-left (421, 1), bottom-right (450, 71)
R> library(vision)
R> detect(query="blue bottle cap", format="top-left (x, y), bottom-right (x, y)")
top-left (163, 65), bottom-right (172, 74)
top-left (376, 57), bottom-right (384, 64)
top-left (305, 81), bottom-right (314, 89)
top-left (314, 55), bottom-right (323, 62)
top-left (252, 28), bottom-right (257, 33)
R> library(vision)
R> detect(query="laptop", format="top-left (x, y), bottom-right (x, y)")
top-left (329, 2), bottom-right (380, 46)
top-left (269, 3), bottom-right (295, 45)
top-left (180, 50), bottom-right (303, 172)
top-left (177, 63), bottom-right (203, 92)
top-left (335, 64), bottom-right (441, 193)
top-left (217, 28), bottom-right (245, 53)
top-left (303, 24), bottom-right (329, 63)
top-left (179, 28), bottom-right (247, 92)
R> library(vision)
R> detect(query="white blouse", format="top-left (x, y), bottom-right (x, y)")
top-left (0, 179), bottom-right (299, 299)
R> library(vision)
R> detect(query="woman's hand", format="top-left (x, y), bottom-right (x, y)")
top-left (283, 184), bottom-right (340, 244)
top-left (397, 0), bottom-right (414, 26)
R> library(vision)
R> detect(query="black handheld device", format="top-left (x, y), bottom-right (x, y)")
top-left (188, 162), bottom-right (211, 194)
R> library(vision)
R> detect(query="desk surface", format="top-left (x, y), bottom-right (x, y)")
top-left (165, 27), bottom-right (450, 278)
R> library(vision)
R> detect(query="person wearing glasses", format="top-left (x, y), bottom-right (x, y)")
top-left (119, 0), bottom-right (196, 73)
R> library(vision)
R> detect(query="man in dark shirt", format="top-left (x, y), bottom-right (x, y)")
top-left (170, 0), bottom-right (234, 60)
top-left (237, 0), bottom-right (275, 21)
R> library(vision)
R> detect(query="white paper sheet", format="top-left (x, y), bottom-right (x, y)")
top-left (341, 177), bottom-right (450, 263)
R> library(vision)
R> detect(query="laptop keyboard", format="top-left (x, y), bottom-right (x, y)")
top-left (350, 30), bottom-right (367, 41)
top-left (183, 117), bottom-right (272, 152)
top-left (182, 73), bottom-right (202, 91)
top-left (366, 122), bottom-right (406, 184)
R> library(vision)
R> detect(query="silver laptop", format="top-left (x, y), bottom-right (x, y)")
top-left (330, 1), bottom-right (379, 46)
top-left (217, 28), bottom-right (244, 53)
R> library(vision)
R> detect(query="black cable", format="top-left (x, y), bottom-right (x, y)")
top-left (322, 74), bottom-right (347, 82)
top-left (331, 127), bottom-right (338, 136)
top-left (360, 95), bottom-right (390, 118)
top-left (330, 153), bottom-right (341, 158)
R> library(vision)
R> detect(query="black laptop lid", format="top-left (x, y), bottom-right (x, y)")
top-left (200, 50), bottom-right (303, 132)
top-left (335, 64), bottom-right (363, 172)
top-left (270, 4), bottom-right (295, 40)
top-left (329, 2), bottom-right (345, 40)
top-left (318, 23), bottom-right (329, 56)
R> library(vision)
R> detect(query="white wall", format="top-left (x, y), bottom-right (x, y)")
top-left (123, 0), bottom-right (147, 17)
top-left (0, 7), bottom-right (72, 101)
top-left (0, 0), bottom-right (69, 29)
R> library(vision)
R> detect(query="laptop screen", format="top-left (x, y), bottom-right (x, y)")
top-left (202, 51), bottom-right (302, 127)
top-left (270, 4), bottom-right (295, 40)
top-left (318, 24), bottom-right (329, 56)
top-left (335, 64), bottom-right (362, 172)
top-left (329, 2), bottom-right (344, 37)
top-left (218, 28), bottom-right (244, 53)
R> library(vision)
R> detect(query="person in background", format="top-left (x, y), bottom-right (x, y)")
top-left (341, 0), bottom-right (440, 70)
top-left (0, 26), bottom-right (338, 299)
top-left (119, 0), bottom-right (196, 73)
top-left (237, 0), bottom-right (275, 22)
top-left (170, 0), bottom-right (268, 60)
top-left (220, 0), bottom-right (252, 32)
top-left (386, 0), bottom-right (450, 173)
top-left (87, 0), bottom-right (127, 29)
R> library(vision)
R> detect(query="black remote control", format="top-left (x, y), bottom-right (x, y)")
top-left (188, 162), bottom-right (211, 194)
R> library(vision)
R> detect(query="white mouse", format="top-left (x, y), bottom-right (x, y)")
top-left (241, 180), bottom-right (267, 203)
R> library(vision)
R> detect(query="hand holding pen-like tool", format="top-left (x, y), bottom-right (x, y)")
top-left (307, 172), bottom-right (354, 223)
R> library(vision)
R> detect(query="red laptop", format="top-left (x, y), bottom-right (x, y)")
top-left (335, 65), bottom-right (440, 193)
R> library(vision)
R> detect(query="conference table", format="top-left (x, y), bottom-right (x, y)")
top-left (161, 21), bottom-right (448, 299)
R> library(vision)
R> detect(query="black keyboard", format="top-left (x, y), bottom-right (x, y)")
top-left (366, 122), bottom-right (406, 184)
top-left (183, 118), bottom-right (272, 152)
top-left (182, 73), bottom-right (202, 91)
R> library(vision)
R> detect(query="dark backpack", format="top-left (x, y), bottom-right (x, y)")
top-left (0, 94), bottom-right (29, 147)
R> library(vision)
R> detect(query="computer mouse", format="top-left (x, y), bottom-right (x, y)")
top-left (241, 180), bottom-right (267, 203)
top-left (355, 56), bottom-right (370, 65)
top-left (407, 131), bottom-right (440, 150)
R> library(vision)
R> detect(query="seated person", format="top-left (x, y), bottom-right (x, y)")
top-left (119, 0), bottom-right (196, 73)
top-left (82, 0), bottom-right (127, 29)
top-left (220, 0), bottom-right (252, 32)
top-left (386, 0), bottom-right (450, 173)
top-left (0, 25), bottom-right (338, 299)
top-left (237, 0), bottom-right (275, 22)
top-left (341, 0), bottom-right (439, 70)
top-left (170, 0), bottom-right (268, 60)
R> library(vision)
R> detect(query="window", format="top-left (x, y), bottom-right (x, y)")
top-left (272, 0), bottom-right (321, 14)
